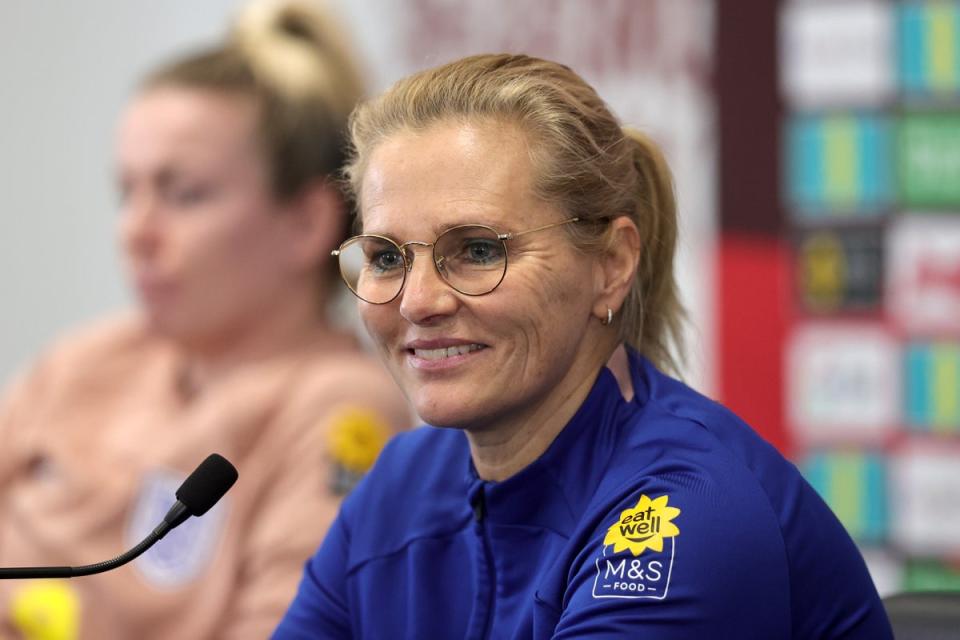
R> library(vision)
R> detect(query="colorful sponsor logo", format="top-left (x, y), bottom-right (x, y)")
top-left (786, 115), bottom-right (894, 215)
top-left (803, 451), bottom-right (888, 543)
top-left (899, 3), bottom-right (960, 96)
top-left (891, 446), bottom-right (960, 554)
top-left (786, 323), bottom-right (900, 442)
top-left (781, 0), bottom-right (895, 108)
top-left (905, 342), bottom-right (960, 433)
top-left (905, 558), bottom-right (960, 591)
top-left (593, 495), bottom-right (679, 600)
top-left (797, 227), bottom-right (884, 312)
top-left (898, 113), bottom-right (960, 207)
top-left (603, 494), bottom-right (681, 556)
top-left (887, 216), bottom-right (960, 334)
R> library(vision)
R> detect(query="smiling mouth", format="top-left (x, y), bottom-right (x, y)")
top-left (411, 344), bottom-right (486, 360)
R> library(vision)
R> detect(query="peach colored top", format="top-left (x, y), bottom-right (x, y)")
top-left (0, 313), bottom-right (409, 639)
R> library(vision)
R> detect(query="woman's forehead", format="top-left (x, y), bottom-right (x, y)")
top-left (361, 206), bottom-right (508, 239)
top-left (358, 121), bottom-right (537, 234)
top-left (372, 120), bottom-right (533, 183)
top-left (118, 87), bottom-right (260, 170)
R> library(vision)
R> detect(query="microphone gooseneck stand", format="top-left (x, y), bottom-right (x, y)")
top-left (0, 520), bottom-right (173, 579)
top-left (0, 454), bottom-right (236, 580)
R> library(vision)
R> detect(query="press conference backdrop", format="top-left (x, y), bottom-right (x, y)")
top-left (781, 0), bottom-right (960, 596)
top-left (0, 0), bottom-right (716, 394)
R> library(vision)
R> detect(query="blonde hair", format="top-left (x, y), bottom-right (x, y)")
top-left (145, 0), bottom-right (364, 201)
top-left (344, 54), bottom-right (685, 374)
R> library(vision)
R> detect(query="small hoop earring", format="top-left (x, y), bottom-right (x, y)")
top-left (601, 307), bottom-right (613, 326)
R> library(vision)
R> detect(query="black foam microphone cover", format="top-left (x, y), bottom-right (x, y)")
top-left (175, 453), bottom-right (238, 517)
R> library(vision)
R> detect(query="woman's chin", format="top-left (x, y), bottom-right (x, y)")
top-left (416, 407), bottom-right (465, 429)
top-left (141, 310), bottom-right (210, 349)
top-left (413, 395), bottom-right (478, 429)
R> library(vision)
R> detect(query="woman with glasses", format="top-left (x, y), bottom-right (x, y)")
top-left (276, 54), bottom-right (892, 639)
top-left (0, 2), bottom-right (408, 638)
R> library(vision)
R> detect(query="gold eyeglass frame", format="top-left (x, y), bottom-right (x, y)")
top-left (331, 217), bottom-right (581, 304)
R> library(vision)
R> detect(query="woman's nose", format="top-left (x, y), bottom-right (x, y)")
top-left (398, 245), bottom-right (458, 324)
top-left (119, 194), bottom-right (162, 259)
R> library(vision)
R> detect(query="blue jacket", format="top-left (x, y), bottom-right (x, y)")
top-left (275, 350), bottom-right (892, 639)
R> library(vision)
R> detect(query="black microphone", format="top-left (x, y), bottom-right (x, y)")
top-left (0, 453), bottom-right (238, 579)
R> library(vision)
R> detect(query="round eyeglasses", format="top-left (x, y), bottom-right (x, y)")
top-left (332, 217), bottom-right (580, 304)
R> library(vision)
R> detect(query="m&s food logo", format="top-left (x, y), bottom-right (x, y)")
top-left (603, 494), bottom-right (681, 556)
top-left (593, 494), bottom-right (681, 600)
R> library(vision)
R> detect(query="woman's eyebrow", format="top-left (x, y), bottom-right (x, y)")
top-left (358, 226), bottom-right (402, 241)
top-left (363, 215), bottom-right (507, 240)
top-left (433, 219), bottom-right (479, 234)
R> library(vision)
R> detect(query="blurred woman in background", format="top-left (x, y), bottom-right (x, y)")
top-left (0, 1), bottom-right (408, 638)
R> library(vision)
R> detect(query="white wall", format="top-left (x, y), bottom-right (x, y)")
top-left (0, 1), bottom-right (716, 392)
top-left (0, 1), bottom-right (243, 380)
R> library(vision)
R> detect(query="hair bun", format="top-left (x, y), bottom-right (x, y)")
top-left (230, 0), bottom-right (363, 116)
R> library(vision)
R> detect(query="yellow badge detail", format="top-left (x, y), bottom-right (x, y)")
top-left (328, 407), bottom-right (390, 474)
top-left (10, 580), bottom-right (79, 640)
top-left (603, 494), bottom-right (681, 557)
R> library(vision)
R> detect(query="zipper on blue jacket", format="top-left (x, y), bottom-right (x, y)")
top-left (473, 489), bottom-right (486, 522)
top-left (466, 487), bottom-right (497, 640)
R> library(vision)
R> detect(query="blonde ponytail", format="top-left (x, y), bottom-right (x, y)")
top-left (620, 128), bottom-right (685, 375)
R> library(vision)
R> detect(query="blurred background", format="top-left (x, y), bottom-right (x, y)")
top-left (0, 0), bottom-right (957, 598)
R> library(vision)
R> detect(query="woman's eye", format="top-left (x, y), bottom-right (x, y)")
top-left (371, 250), bottom-right (404, 272)
top-left (462, 239), bottom-right (504, 264)
top-left (168, 185), bottom-right (214, 207)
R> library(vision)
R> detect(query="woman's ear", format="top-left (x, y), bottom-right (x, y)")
top-left (593, 215), bottom-right (641, 319)
top-left (283, 179), bottom-right (346, 272)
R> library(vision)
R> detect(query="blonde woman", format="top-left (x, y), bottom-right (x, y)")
top-left (276, 54), bottom-right (892, 639)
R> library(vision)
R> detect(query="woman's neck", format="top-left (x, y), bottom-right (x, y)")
top-left (466, 342), bottom-right (628, 483)
top-left (175, 292), bottom-right (329, 397)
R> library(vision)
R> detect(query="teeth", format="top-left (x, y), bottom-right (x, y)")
top-left (414, 344), bottom-right (484, 360)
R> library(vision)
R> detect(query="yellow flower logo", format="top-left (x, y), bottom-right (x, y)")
top-left (11, 580), bottom-right (79, 640)
top-left (328, 407), bottom-right (390, 474)
top-left (603, 494), bottom-right (681, 557)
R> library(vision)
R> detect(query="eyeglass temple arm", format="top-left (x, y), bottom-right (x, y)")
top-left (499, 217), bottom-right (580, 240)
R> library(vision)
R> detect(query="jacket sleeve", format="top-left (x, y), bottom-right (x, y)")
top-left (271, 508), bottom-right (353, 639)
top-left (548, 468), bottom-right (892, 640)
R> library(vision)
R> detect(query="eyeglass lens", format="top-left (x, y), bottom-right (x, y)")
top-left (336, 225), bottom-right (508, 303)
